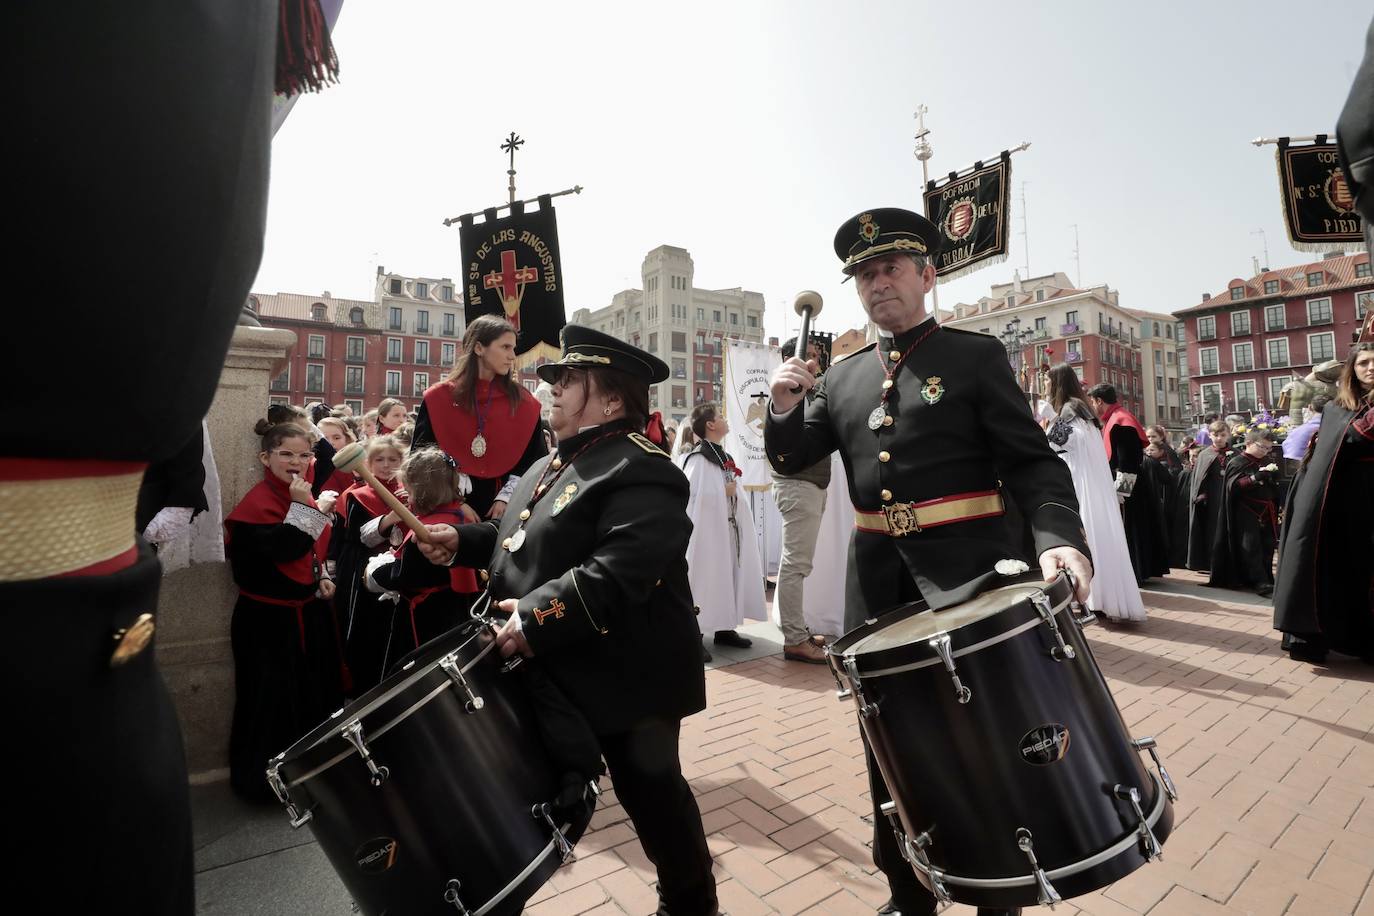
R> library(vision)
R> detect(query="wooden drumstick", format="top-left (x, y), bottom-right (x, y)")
top-left (331, 442), bottom-right (434, 544)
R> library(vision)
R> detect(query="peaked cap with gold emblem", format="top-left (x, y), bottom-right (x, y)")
top-left (537, 323), bottom-right (670, 384)
top-left (834, 207), bottom-right (943, 276)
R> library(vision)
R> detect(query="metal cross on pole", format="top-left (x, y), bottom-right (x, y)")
top-left (501, 131), bottom-right (525, 204)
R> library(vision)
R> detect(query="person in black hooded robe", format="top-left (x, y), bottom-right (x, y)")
top-left (1186, 421), bottom-right (1234, 571)
top-left (1208, 429), bottom-right (1281, 596)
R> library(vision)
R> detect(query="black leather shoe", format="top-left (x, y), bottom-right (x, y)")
top-left (876, 900), bottom-right (900, 915)
top-left (713, 630), bottom-right (753, 648)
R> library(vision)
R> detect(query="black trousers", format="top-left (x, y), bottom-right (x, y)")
top-left (3, 548), bottom-right (194, 915)
top-left (599, 717), bottom-right (718, 916)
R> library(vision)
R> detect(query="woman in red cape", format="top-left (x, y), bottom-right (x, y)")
top-left (223, 419), bottom-right (344, 803)
top-left (412, 315), bottom-right (546, 520)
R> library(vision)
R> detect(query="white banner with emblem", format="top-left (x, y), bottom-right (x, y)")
top-left (722, 339), bottom-right (779, 491)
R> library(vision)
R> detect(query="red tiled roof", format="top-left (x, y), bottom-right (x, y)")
top-left (1177, 251), bottom-right (1372, 315)
top-left (250, 292), bottom-right (378, 325)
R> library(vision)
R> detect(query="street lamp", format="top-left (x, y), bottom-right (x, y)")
top-left (998, 317), bottom-right (1035, 392)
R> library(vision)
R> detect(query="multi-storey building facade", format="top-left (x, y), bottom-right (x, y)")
top-left (255, 268), bottom-right (467, 414)
top-left (571, 246), bottom-right (766, 427)
top-left (1130, 309), bottom-right (1189, 434)
top-left (946, 271), bottom-right (1146, 421)
top-left (1176, 251), bottom-right (1373, 421)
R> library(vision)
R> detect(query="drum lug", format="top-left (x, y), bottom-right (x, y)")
top-left (841, 656), bottom-right (879, 718)
top-left (1070, 600), bottom-right (1097, 627)
top-left (1031, 593), bottom-right (1076, 661)
top-left (1132, 736), bottom-right (1179, 801)
top-left (443, 878), bottom-right (472, 915)
top-left (439, 654), bottom-right (486, 713)
top-left (532, 802), bottom-right (577, 864)
top-left (928, 634), bottom-right (972, 704)
top-left (1015, 828), bottom-right (1063, 909)
top-left (265, 758), bottom-right (312, 828)
top-left (823, 646), bottom-right (853, 702)
top-left (341, 721), bottom-right (390, 787)
top-left (906, 830), bottom-right (953, 910)
top-left (1114, 784), bottom-right (1164, 861)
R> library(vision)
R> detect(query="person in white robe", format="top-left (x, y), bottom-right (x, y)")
top-left (682, 403), bottom-right (765, 661)
top-left (1045, 365), bottom-right (1146, 621)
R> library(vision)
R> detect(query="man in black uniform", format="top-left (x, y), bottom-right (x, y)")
top-left (766, 208), bottom-right (1093, 916)
top-left (419, 326), bottom-right (718, 915)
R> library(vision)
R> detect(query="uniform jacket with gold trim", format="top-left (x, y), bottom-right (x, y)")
top-left (765, 319), bottom-right (1089, 630)
top-left (451, 420), bottom-right (705, 735)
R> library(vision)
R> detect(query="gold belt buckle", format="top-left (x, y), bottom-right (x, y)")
top-left (883, 503), bottom-right (920, 536)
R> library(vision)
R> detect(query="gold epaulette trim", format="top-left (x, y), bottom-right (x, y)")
top-left (0, 469), bottom-right (144, 581)
top-left (627, 432), bottom-right (668, 456)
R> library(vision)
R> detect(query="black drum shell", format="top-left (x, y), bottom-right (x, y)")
top-left (275, 620), bottom-right (591, 915)
top-left (832, 577), bottom-right (1173, 908)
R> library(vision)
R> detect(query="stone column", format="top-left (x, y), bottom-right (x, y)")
top-left (159, 326), bottom-right (296, 780)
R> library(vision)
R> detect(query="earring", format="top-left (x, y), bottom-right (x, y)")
top-left (603, 406), bottom-right (612, 416)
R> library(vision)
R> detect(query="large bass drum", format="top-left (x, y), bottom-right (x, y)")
top-left (827, 572), bottom-right (1176, 910)
top-left (268, 616), bottom-right (596, 916)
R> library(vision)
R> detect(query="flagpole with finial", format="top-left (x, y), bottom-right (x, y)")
top-left (502, 131), bottom-right (524, 205)
top-left (913, 105), bottom-right (940, 317)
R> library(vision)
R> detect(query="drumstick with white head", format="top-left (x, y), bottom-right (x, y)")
top-left (790, 290), bottom-right (824, 393)
top-left (331, 442), bottom-right (435, 545)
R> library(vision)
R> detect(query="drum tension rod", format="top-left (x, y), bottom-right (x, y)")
top-left (928, 634), bottom-right (972, 704)
top-left (1131, 736), bottom-right (1178, 801)
top-left (439, 654), bottom-right (486, 713)
top-left (532, 802), bottom-right (577, 864)
top-left (824, 647), bottom-right (853, 702)
top-left (842, 656), bottom-right (880, 718)
top-left (443, 878), bottom-right (472, 915)
top-left (1016, 828), bottom-right (1063, 909)
top-left (341, 721), bottom-right (390, 787)
top-left (265, 759), bottom-right (312, 828)
top-left (909, 829), bottom-right (953, 910)
top-left (1031, 594), bottom-right (1076, 661)
top-left (1114, 784), bottom-right (1163, 861)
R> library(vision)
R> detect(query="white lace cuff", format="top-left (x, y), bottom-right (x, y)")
top-left (360, 515), bottom-right (389, 548)
top-left (496, 475), bottom-right (520, 504)
top-left (285, 502), bottom-right (330, 541)
top-left (364, 552), bottom-right (398, 594)
top-left (142, 506), bottom-right (194, 545)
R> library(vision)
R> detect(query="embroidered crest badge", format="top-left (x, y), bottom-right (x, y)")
top-left (551, 483), bottom-right (578, 516)
top-left (921, 376), bottom-right (945, 405)
top-left (859, 212), bottom-right (879, 243)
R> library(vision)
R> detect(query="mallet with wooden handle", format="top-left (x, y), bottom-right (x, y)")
top-left (789, 290), bottom-right (824, 393)
top-left (331, 442), bottom-right (434, 544)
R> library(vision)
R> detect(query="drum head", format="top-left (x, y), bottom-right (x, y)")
top-left (846, 582), bottom-right (1047, 657)
top-left (279, 617), bottom-right (491, 764)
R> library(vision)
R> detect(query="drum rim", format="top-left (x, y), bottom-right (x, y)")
top-left (839, 582), bottom-right (1072, 677)
top-left (902, 770), bottom-right (1169, 888)
top-left (471, 824), bottom-right (573, 916)
top-left (279, 622), bottom-right (500, 782)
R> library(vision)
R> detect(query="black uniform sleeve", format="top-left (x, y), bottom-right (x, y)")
top-left (452, 521), bottom-right (501, 568)
top-left (383, 540), bottom-right (457, 591)
top-left (412, 401), bottom-right (436, 450)
top-left (764, 375), bottom-right (839, 473)
top-left (134, 425), bottom-right (209, 531)
top-left (517, 472), bottom-right (691, 656)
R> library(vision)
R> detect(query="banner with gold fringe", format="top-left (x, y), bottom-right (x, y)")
top-left (1276, 138), bottom-right (1363, 252)
top-left (924, 152), bottom-right (1012, 284)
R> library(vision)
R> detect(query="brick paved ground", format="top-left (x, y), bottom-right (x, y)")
top-left (520, 578), bottom-right (1374, 916)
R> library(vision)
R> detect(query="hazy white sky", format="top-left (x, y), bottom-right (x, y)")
top-left (255, 0), bottom-right (1371, 341)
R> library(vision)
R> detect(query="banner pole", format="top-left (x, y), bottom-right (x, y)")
top-left (913, 105), bottom-right (940, 315)
top-left (442, 185), bottom-right (584, 227)
top-left (1251, 134), bottom-right (1333, 146)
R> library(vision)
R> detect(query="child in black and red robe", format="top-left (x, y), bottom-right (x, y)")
top-left (224, 419), bottom-right (345, 803)
top-left (330, 435), bottom-right (407, 693)
top-left (365, 447), bottom-right (480, 658)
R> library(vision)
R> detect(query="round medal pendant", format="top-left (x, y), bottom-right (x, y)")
top-left (508, 528), bottom-right (527, 552)
top-left (868, 407), bottom-right (887, 431)
top-left (470, 434), bottom-right (488, 458)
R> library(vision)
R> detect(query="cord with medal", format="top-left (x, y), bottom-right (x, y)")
top-left (868, 322), bottom-right (940, 431)
top-left (502, 428), bottom-right (626, 552)
top-left (470, 381), bottom-right (498, 458)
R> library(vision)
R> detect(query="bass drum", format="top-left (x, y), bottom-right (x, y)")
top-left (268, 617), bottom-right (596, 916)
top-left (827, 572), bottom-right (1176, 910)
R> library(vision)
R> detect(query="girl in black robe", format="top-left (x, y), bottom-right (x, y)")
top-left (224, 420), bottom-right (345, 802)
top-left (1273, 346), bottom-right (1374, 663)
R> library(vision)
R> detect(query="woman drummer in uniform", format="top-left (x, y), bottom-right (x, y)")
top-left (418, 325), bottom-right (717, 916)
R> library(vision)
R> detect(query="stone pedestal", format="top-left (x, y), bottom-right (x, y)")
top-left (159, 326), bottom-right (295, 779)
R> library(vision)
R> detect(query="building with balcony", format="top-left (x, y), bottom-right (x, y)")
top-left (254, 268), bottom-right (467, 415)
top-left (570, 246), bottom-right (766, 427)
top-left (1129, 309), bottom-right (1189, 435)
top-left (1176, 251), bottom-right (1372, 421)
top-left (945, 271), bottom-right (1146, 422)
